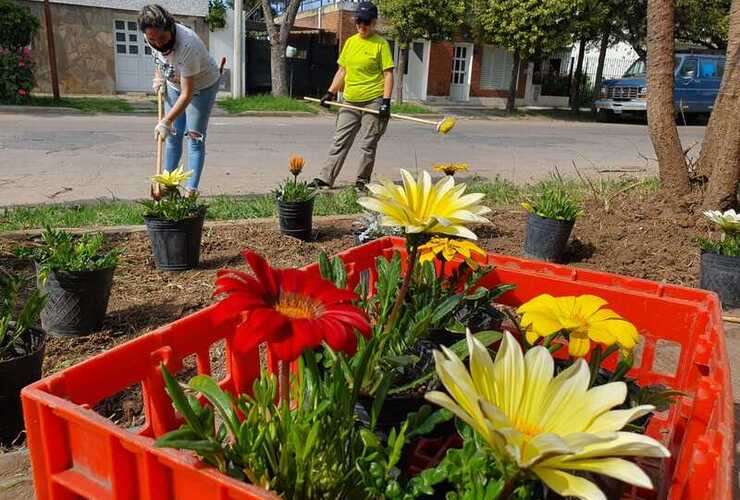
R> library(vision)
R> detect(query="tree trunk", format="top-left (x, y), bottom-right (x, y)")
top-left (591, 31), bottom-right (610, 114)
top-left (260, 0), bottom-right (302, 97)
top-left (395, 41), bottom-right (407, 105)
top-left (570, 39), bottom-right (587, 113)
top-left (700, 0), bottom-right (740, 209)
top-left (646, 0), bottom-right (690, 195)
top-left (506, 49), bottom-right (521, 113)
top-left (270, 43), bottom-right (288, 96)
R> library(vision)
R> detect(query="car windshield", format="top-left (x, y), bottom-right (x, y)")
top-left (623, 57), bottom-right (681, 77)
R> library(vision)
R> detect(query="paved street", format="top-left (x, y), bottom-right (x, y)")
top-left (0, 113), bottom-right (705, 206)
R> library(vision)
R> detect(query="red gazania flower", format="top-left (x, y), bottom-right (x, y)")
top-left (214, 250), bottom-right (371, 362)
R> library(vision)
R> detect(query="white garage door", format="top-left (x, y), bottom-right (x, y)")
top-left (114, 19), bottom-right (156, 92)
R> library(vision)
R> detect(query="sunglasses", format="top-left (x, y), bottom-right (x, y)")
top-left (356, 18), bottom-right (373, 26)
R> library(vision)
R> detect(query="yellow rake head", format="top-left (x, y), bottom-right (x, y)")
top-left (436, 117), bottom-right (457, 135)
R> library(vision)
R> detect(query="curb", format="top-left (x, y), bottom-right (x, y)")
top-left (0, 214), bottom-right (358, 240)
top-left (227, 110), bottom-right (319, 117)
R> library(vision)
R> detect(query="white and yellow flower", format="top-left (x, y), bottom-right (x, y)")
top-left (151, 166), bottom-right (193, 188)
top-left (518, 294), bottom-right (640, 357)
top-left (358, 169), bottom-right (491, 240)
top-left (704, 209), bottom-right (740, 234)
top-left (426, 330), bottom-right (669, 500)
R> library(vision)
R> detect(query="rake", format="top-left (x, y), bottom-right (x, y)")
top-left (303, 97), bottom-right (456, 135)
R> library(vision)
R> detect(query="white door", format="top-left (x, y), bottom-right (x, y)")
top-left (114, 19), bottom-right (156, 92)
top-left (450, 43), bottom-right (473, 102)
top-left (391, 40), bottom-right (430, 101)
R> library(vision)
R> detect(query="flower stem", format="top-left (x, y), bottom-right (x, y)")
top-left (278, 361), bottom-right (289, 406)
top-left (384, 244), bottom-right (418, 335)
top-left (499, 472), bottom-right (521, 499)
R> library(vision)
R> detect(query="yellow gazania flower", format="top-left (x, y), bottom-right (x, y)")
top-left (289, 154), bottom-right (305, 176)
top-left (418, 237), bottom-right (486, 264)
top-left (517, 294), bottom-right (640, 357)
top-left (433, 163), bottom-right (469, 176)
top-left (426, 330), bottom-right (669, 500)
top-left (358, 169), bottom-right (491, 240)
top-left (151, 166), bottom-right (193, 188)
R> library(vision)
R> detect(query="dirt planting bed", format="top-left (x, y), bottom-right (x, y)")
top-left (0, 191), bottom-right (709, 434)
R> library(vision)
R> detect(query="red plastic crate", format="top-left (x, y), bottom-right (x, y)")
top-left (22, 237), bottom-right (733, 500)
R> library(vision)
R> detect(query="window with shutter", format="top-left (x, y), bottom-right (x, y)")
top-left (480, 46), bottom-right (516, 90)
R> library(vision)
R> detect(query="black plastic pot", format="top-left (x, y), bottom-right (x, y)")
top-left (0, 328), bottom-right (45, 445)
top-left (277, 198), bottom-right (314, 241)
top-left (523, 213), bottom-right (575, 263)
top-left (427, 328), bottom-right (464, 348)
top-left (38, 266), bottom-right (115, 336)
top-left (144, 209), bottom-right (206, 271)
top-left (700, 251), bottom-right (740, 309)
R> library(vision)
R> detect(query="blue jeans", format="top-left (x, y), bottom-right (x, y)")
top-left (163, 81), bottom-right (219, 190)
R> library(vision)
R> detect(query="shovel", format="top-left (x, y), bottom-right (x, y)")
top-left (151, 87), bottom-right (165, 200)
top-left (303, 97), bottom-right (456, 135)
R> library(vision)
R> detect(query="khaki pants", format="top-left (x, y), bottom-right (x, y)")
top-left (317, 97), bottom-right (389, 186)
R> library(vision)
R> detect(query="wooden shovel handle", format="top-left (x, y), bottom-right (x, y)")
top-left (152, 88), bottom-right (165, 199)
top-left (303, 96), bottom-right (439, 127)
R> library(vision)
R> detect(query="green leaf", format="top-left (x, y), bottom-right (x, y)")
top-left (371, 375), bottom-right (392, 429)
top-left (430, 295), bottom-right (462, 324)
top-left (464, 287), bottom-right (488, 301)
top-left (332, 256), bottom-right (347, 289)
top-left (188, 375), bottom-right (240, 438)
top-left (318, 252), bottom-right (332, 281)
top-left (406, 407), bottom-right (454, 439)
top-left (160, 364), bottom-right (204, 435)
top-left (154, 428), bottom-right (220, 453)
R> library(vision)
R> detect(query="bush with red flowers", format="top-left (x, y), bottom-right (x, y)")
top-left (0, 47), bottom-right (35, 103)
top-left (0, 0), bottom-right (39, 103)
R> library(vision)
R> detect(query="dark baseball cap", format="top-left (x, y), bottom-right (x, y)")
top-left (356, 1), bottom-right (378, 22)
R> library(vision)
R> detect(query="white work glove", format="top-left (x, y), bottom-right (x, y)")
top-left (154, 120), bottom-right (174, 139)
top-left (152, 75), bottom-right (164, 93)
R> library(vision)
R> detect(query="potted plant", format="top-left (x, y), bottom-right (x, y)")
top-left (143, 167), bottom-right (208, 271)
top-left (0, 274), bottom-right (46, 445)
top-left (15, 227), bottom-right (120, 336)
top-left (275, 155), bottom-right (317, 241)
top-left (521, 183), bottom-right (582, 263)
top-left (699, 209), bottom-right (740, 309)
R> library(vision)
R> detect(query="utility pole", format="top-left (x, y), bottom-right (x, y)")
top-left (232, 0), bottom-right (244, 98)
top-left (42, 0), bottom-right (60, 100)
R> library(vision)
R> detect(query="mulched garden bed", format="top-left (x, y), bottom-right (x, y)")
top-left (0, 190), bottom-right (708, 432)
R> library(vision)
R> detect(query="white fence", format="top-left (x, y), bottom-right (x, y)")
top-left (569, 55), bottom-right (638, 81)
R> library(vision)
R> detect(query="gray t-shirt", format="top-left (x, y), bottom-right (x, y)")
top-left (154, 24), bottom-right (220, 91)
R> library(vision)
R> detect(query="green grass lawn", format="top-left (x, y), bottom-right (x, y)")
top-left (0, 96), bottom-right (134, 113)
top-left (0, 178), bottom-right (659, 233)
top-left (218, 95), bottom-right (317, 114)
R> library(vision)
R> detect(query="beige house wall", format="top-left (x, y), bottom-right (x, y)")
top-left (18, 1), bottom-right (207, 95)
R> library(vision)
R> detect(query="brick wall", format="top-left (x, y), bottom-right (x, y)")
top-left (427, 41), bottom-right (527, 99)
top-left (294, 7), bottom-right (357, 50)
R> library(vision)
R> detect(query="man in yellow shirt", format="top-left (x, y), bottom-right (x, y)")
top-left (311, 1), bottom-right (394, 191)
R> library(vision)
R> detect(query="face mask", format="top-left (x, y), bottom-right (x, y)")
top-left (151, 27), bottom-right (176, 55)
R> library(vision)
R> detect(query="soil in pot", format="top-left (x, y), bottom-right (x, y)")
top-left (144, 208), bottom-right (206, 271)
top-left (278, 198), bottom-right (314, 242)
top-left (39, 266), bottom-right (115, 336)
top-left (524, 213), bottom-right (575, 263)
top-left (699, 251), bottom-right (740, 309)
top-left (0, 328), bottom-right (45, 446)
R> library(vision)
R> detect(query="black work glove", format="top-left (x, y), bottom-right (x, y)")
top-left (379, 98), bottom-right (391, 119)
top-left (320, 91), bottom-right (335, 108)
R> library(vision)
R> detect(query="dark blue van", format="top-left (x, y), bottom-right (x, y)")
top-left (594, 52), bottom-right (726, 118)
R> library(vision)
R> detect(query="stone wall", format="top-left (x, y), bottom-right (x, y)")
top-left (18, 1), bottom-right (207, 95)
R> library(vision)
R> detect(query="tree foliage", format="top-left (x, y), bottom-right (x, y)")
top-left (377, 0), bottom-right (463, 45)
top-left (469, 0), bottom-right (580, 59)
top-left (0, 0), bottom-right (39, 51)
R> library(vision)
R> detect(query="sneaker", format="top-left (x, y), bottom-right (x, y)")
top-left (354, 180), bottom-right (369, 193)
top-left (309, 178), bottom-right (332, 190)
